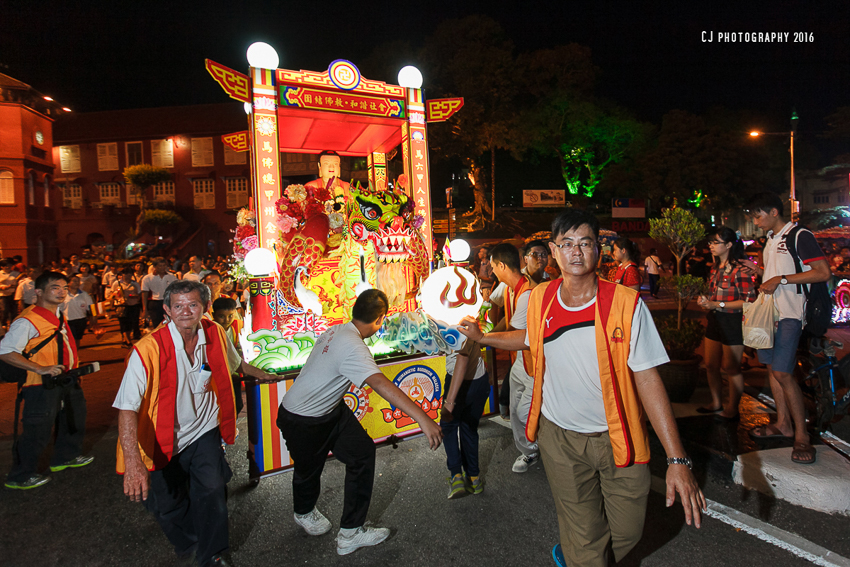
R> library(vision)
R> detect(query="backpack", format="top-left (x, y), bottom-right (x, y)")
top-left (784, 226), bottom-right (833, 338)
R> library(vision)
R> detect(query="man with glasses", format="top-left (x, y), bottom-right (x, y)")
top-left (459, 209), bottom-right (704, 567)
top-left (522, 240), bottom-right (550, 285)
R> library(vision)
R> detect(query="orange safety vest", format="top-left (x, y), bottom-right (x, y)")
top-left (18, 305), bottom-right (78, 387)
top-left (115, 319), bottom-right (237, 473)
top-left (504, 275), bottom-right (535, 376)
top-left (525, 278), bottom-right (649, 467)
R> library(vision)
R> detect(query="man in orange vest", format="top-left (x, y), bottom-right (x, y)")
top-left (1, 271), bottom-right (92, 490)
top-left (114, 280), bottom-right (277, 567)
top-left (459, 210), bottom-right (705, 567)
top-left (487, 243), bottom-right (539, 473)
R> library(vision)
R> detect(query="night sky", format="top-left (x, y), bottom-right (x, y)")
top-left (4, 1), bottom-right (848, 141)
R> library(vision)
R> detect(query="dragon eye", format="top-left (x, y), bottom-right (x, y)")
top-left (360, 203), bottom-right (380, 221)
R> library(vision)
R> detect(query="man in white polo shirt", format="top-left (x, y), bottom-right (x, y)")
top-left (181, 256), bottom-right (209, 283)
top-left (141, 257), bottom-right (177, 328)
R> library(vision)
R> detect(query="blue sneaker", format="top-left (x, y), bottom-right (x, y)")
top-left (552, 543), bottom-right (566, 567)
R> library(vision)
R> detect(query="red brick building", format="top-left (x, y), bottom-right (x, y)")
top-left (51, 103), bottom-right (364, 259)
top-left (0, 73), bottom-right (66, 264)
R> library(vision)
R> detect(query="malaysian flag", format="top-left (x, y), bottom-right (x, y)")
top-left (611, 198), bottom-right (646, 218)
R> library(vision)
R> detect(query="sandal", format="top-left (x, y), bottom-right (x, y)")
top-left (791, 443), bottom-right (816, 465)
top-left (748, 424), bottom-right (792, 440)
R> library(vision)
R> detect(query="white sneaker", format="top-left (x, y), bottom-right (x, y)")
top-left (512, 453), bottom-right (539, 473)
top-left (336, 526), bottom-right (390, 555)
top-left (294, 508), bottom-right (332, 536)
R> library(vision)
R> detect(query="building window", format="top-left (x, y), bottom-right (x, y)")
top-left (193, 179), bottom-right (215, 209)
top-left (0, 171), bottom-right (13, 204)
top-left (151, 139), bottom-right (174, 169)
top-left (97, 142), bottom-right (119, 171)
top-left (126, 142), bottom-right (143, 167)
top-left (43, 177), bottom-right (50, 207)
top-left (153, 181), bottom-right (175, 204)
top-left (813, 194), bottom-right (830, 205)
top-left (63, 184), bottom-right (82, 209)
top-left (224, 145), bottom-right (247, 165)
top-left (59, 145), bottom-right (81, 173)
top-left (191, 137), bottom-right (214, 167)
top-left (838, 192), bottom-right (847, 204)
top-left (28, 173), bottom-right (35, 205)
top-left (226, 177), bottom-right (249, 209)
top-left (99, 182), bottom-right (122, 205)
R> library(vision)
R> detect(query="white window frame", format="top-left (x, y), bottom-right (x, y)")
top-left (225, 177), bottom-right (249, 209)
top-left (99, 182), bottom-right (122, 205)
top-left (153, 181), bottom-right (175, 204)
top-left (151, 139), bottom-right (174, 169)
top-left (191, 137), bottom-right (214, 167)
top-left (59, 145), bottom-right (81, 173)
top-left (97, 142), bottom-right (119, 171)
top-left (63, 183), bottom-right (82, 209)
top-left (193, 179), bottom-right (216, 209)
top-left (126, 141), bottom-right (143, 167)
top-left (0, 171), bottom-right (13, 204)
top-left (224, 144), bottom-right (247, 165)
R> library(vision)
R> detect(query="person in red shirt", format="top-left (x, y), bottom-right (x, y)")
top-left (696, 227), bottom-right (757, 418)
top-left (612, 238), bottom-right (642, 291)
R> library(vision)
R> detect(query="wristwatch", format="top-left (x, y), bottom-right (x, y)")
top-left (667, 457), bottom-right (693, 469)
top-left (718, 301), bottom-right (726, 309)
top-left (780, 275), bottom-right (788, 285)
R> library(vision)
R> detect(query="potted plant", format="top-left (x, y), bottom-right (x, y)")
top-left (648, 204), bottom-right (707, 402)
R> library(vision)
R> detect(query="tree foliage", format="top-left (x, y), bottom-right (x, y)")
top-left (649, 204), bottom-right (706, 329)
top-left (123, 164), bottom-right (172, 191)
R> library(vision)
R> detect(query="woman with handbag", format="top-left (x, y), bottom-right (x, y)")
top-left (696, 227), bottom-right (757, 418)
top-left (644, 248), bottom-right (664, 298)
top-left (110, 268), bottom-right (141, 347)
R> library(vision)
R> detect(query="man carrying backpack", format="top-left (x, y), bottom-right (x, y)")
top-left (742, 193), bottom-right (832, 465)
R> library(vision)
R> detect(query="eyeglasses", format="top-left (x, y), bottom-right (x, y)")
top-left (708, 240), bottom-right (726, 246)
top-left (527, 252), bottom-right (548, 259)
top-left (553, 241), bottom-right (596, 252)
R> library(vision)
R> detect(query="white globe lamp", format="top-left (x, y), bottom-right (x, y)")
top-left (246, 42), bottom-right (279, 70)
top-left (397, 65), bottom-right (423, 89)
top-left (448, 239), bottom-right (470, 262)
top-left (244, 247), bottom-right (277, 276)
top-left (420, 266), bottom-right (483, 326)
top-left (244, 102), bottom-right (253, 115)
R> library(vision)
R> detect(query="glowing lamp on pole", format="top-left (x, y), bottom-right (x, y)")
top-left (246, 42), bottom-right (279, 70)
top-left (397, 65), bottom-right (423, 89)
top-left (447, 239), bottom-right (471, 264)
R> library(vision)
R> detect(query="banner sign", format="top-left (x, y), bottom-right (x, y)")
top-left (522, 189), bottom-right (566, 207)
top-left (612, 198), bottom-right (646, 218)
top-left (611, 219), bottom-right (651, 233)
top-left (280, 86), bottom-right (405, 119)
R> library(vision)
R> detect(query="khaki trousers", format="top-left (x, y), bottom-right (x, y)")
top-left (538, 415), bottom-right (650, 567)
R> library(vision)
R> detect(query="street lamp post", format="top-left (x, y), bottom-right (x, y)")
top-left (749, 109), bottom-right (801, 221)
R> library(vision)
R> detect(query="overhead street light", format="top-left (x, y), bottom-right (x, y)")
top-left (748, 110), bottom-right (800, 220)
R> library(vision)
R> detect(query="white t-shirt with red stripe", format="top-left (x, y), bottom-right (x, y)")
top-left (524, 290), bottom-right (668, 433)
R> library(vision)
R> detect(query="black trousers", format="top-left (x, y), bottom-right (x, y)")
top-left (277, 402), bottom-right (375, 529)
top-left (8, 382), bottom-right (87, 481)
top-left (68, 318), bottom-right (88, 346)
top-left (147, 299), bottom-right (165, 327)
top-left (143, 427), bottom-right (232, 567)
top-left (118, 303), bottom-right (141, 339)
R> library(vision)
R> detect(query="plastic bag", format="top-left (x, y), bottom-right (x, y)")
top-left (742, 293), bottom-right (778, 349)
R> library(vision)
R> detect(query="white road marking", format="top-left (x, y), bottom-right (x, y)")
top-left (650, 476), bottom-right (850, 566)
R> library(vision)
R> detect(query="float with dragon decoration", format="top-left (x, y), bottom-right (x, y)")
top-left (206, 47), bottom-right (496, 481)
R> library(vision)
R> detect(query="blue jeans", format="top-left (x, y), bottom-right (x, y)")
top-left (757, 318), bottom-right (803, 374)
top-left (441, 373), bottom-right (490, 477)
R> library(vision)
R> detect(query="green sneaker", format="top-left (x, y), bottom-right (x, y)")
top-left (465, 474), bottom-right (484, 494)
top-left (5, 474), bottom-right (51, 490)
top-left (50, 455), bottom-right (94, 472)
top-left (447, 474), bottom-right (466, 499)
